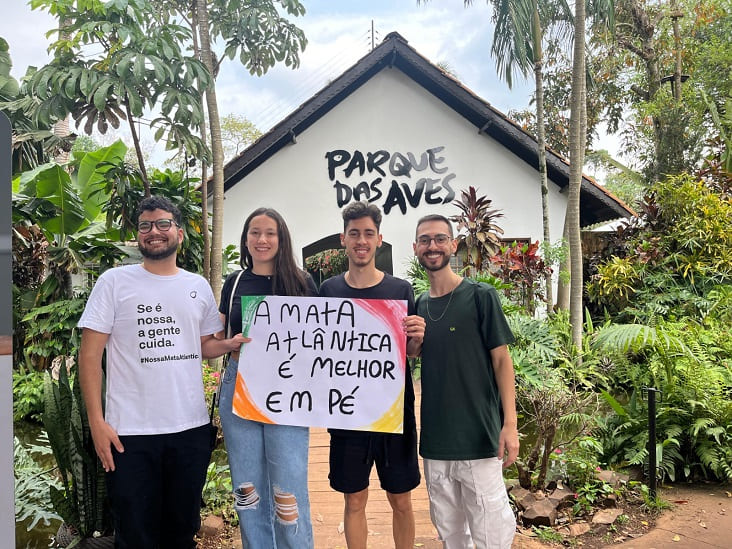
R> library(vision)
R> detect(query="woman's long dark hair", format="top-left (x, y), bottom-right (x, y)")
top-left (239, 208), bottom-right (309, 296)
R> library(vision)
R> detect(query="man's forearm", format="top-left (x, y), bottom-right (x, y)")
top-left (492, 347), bottom-right (518, 426)
top-left (78, 335), bottom-right (106, 425)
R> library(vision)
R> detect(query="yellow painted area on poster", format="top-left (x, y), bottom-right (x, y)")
top-left (361, 390), bottom-right (404, 433)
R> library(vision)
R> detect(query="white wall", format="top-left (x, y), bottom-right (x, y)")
top-left (224, 69), bottom-right (566, 279)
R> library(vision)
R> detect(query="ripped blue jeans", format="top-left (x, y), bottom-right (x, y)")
top-left (218, 357), bottom-right (313, 549)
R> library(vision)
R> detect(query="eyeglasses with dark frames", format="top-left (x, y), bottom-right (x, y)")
top-left (416, 234), bottom-right (451, 247)
top-left (137, 219), bottom-right (179, 233)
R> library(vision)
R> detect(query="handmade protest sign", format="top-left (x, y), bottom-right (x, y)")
top-left (231, 295), bottom-right (407, 433)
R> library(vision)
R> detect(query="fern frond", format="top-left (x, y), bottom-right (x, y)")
top-left (690, 417), bottom-right (715, 437)
top-left (593, 323), bottom-right (687, 355)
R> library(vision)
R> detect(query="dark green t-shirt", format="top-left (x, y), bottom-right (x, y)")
top-left (416, 279), bottom-right (515, 460)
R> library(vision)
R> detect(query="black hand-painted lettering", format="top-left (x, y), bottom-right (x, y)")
top-left (326, 150), bottom-right (350, 180)
top-left (400, 179), bottom-right (425, 208)
top-left (344, 150), bottom-right (366, 178)
top-left (427, 146), bottom-right (447, 173)
top-left (383, 180), bottom-right (407, 215)
top-left (366, 150), bottom-right (389, 176)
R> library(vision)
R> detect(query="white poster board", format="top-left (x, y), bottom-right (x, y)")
top-left (232, 295), bottom-right (407, 433)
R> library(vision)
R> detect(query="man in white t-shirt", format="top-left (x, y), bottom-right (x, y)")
top-left (78, 196), bottom-right (246, 549)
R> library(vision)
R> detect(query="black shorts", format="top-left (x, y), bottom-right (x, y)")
top-left (329, 429), bottom-right (420, 494)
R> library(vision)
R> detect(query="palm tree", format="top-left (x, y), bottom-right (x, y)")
top-left (468, 0), bottom-right (572, 314)
top-left (567, 0), bottom-right (587, 348)
top-left (421, 0), bottom-right (613, 328)
top-left (418, 0), bottom-right (566, 310)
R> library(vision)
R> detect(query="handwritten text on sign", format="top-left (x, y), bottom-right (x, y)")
top-left (232, 296), bottom-right (407, 433)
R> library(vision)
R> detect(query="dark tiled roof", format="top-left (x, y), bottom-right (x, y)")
top-left (223, 32), bottom-right (633, 226)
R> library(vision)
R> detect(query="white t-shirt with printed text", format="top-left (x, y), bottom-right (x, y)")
top-left (79, 264), bottom-right (222, 435)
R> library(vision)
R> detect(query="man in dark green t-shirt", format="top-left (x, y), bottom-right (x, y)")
top-left (414, 214), bottom-right (519, 549)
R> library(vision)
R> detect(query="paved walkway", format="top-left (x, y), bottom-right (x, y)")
top-left (309, 425), bottom-right (441, 548)
top-left (223, 380), bottom-right (732, 548)
top-left (308, 381), bottom-right (540, 548)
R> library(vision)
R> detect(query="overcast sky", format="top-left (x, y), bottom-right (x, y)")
top-left (5, 0), bottom-right (631, 173)
top-left (6, 1), bottom-right (535, 124)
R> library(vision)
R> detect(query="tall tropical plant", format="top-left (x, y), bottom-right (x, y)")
top-left (490, 240), bottom-right (551, 314)
top-left (463, 0), bottom-right (572, 313)
top-left (29, 0), bottom-right (211, 194)
top-left (12, 141), bottom-right (131, 371)
top-left (450, 186), bottom-right (504, 277)
top-left (13, 147), bottom-right (130, 303)
top-left (43, 364), bottom-right (112, 540)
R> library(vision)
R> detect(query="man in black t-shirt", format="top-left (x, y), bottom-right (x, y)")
top-left (319, 202), bottom-right (425, 549)
top-left (414, 213), bottom-right (519, 549)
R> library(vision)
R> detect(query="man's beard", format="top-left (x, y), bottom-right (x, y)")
top-left (139, 239), bottom-right (178, 260)
top-left (418, 252), bottom-right (451, 272)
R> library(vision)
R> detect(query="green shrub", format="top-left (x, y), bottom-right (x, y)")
top-left (21, 297), bottom-right (86, 371)
top-left (593, 319), bottom-right (732, 481)
top-left (202, 458), bottom-right (238, 525)
top-left (587, 175), bottom-right (732, 323)
top-left (13, 368), bottom-right (45, 421)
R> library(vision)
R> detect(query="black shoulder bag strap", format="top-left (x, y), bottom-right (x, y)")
top-left (210, 270), bottom-right (244, 418)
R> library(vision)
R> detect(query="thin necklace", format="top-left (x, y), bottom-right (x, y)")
top-left (426, 284), bottom-right (457, 322)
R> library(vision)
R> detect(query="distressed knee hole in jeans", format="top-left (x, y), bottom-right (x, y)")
top-left (274, 486), bottom-right (299, 526)
top-left (233, 483), bottom-right (260, 511)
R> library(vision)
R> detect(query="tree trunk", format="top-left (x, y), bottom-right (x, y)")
top-left (567, 0), bottom-right (586, 349)
top-left (200, 158), bottom-right (211, 282)
top-left (536, 425), bottom-right (556, 489)
top-left (670, 0), bottom-right (683, 103)
top-left (195, 0), bottom-right (223, 302)
top-left (532, 5), bottom-right (552, 315)
top-left (190, 6), bottom-right (211, 282)
top-left (52, 115), bottom-right (71, 165)
top-left (625, 0), bottom-right (662, 179)
top-left (517, 434), bottom-right (543, 489)
top-left (124, 101), bottom-right (150, 196)
top-left (556, 216), bottom-right (570, 310)
top-left (53, 15), bottom-right (71, 165)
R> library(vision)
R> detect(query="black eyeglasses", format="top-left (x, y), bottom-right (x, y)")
top-left (416, 234), bottom-right (451, 247)
top-left (137, 219), bottom-right (179, 233)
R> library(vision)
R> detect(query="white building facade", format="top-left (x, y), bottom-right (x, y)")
top-left (221, 33), bottom-right (630, 279)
